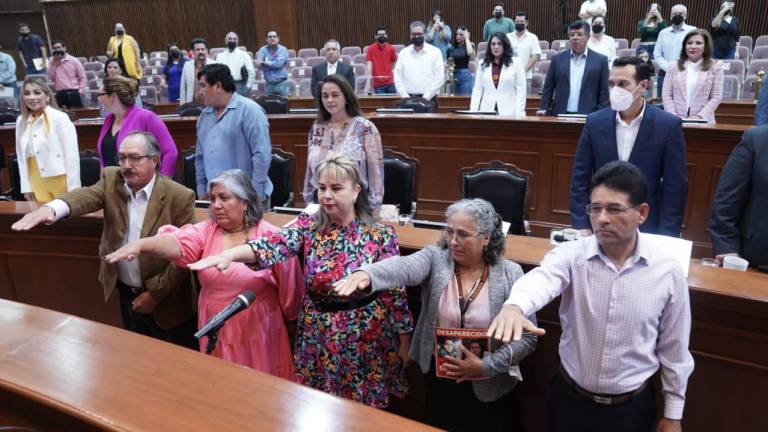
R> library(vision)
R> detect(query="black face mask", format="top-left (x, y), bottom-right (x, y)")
top-left (411, 36), bottom-right (425, 46)
top-left (377, 36), bottom-right (387, 44)
top-left (592, 24), bottom-right (604, 34)
top-left (116, 29), bottom-right (125, 36)
top-left (20, 31), bottom-right (30, 38)
top-left (494, 11), bottom-right (503, 19)
top-left (53, 50), bottom-right (65, 57)
top-left (671, 15), bottom-right (684, 26)
top-left (514, 23), bottom-right (525, 32)
top-left (226, 41), bottom-right (237, 51)
top-left (170, 50), bottom-right (180, 59)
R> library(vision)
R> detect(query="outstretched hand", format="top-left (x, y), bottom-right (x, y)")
top-left (332, 271), bottom-right (372, 296)
top-left (188, 253), bottom-right (233, 272)
top-left (104, 241), bottom-right (143, 264)
top-left (486, 304), bottom-right (546, 343)
top-left (11, 206), bottom-right (55, 231)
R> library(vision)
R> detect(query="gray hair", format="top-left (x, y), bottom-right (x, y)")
top-left (410, 20), bottom-right (426, 32)
top-left (671, 4), bottom-right (688, 14)
top-left (123, 131), bottom-right (161, 171)
top-left (207, 169), bottom-right (264, 229)
top-left (324, 39), bottom-right (341, 50)
top-left (440, 198), bottom-right (506, 265)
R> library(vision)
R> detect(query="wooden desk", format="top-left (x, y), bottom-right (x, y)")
top-left (0, 114), bottom-right (747, 257)
top-left (1, 202), bottom-right (767, 431)
top-left (0, 298), bottom-right (436, 431)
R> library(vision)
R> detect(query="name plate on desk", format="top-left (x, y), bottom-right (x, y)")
top-left (453, 110), bottom-right (498, 115)
top-left (376, 108), bottom-right (415, 114)
top-left (557, 114), bottom-right (587, 120)
top-left (288, 108), bottom-right (318, 114)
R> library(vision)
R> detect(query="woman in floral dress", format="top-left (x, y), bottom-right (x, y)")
top-left (190, 155), bottom-right (413, 408)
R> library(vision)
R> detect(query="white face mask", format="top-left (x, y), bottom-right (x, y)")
top-left (609, 85), bottom-right (641, 112)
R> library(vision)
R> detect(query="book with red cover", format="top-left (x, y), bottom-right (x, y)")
top-left (434, 327), bottom-right (491, 380)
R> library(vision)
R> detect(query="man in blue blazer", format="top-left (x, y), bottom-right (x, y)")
top-left (538, 20), bottom-right (609, 116)
top-left (570, 56), bottom-right (687, 237)
top-left (310, 39), bottom-right (356, 98)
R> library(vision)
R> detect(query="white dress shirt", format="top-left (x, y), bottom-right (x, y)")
top-left (215, 48), bottom-right (255, 86)
top-left (685, 60), bottom-right (702, 114)
top-left (567, 50), bottom-right (588, 113)
top-left (615, 102), bottom-right (646, 161)
top-left (327, 61), bottom-right (337, 75)
top-left (653, 24), bottom-right (697, 72)
top-left (393, 43), bottom-right (445, 100)
top-left (47, 174), bottom-right (157, 288)
top-left (505, 233), bottom-right (694, 420)
top-left (506, 30), bottom-right (542, 78)
top-left (587, 34), bottom-right (617, 67)
top-left (578, 0), bottom-right (607, 25)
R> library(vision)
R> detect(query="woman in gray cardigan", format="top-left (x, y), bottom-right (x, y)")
top-left (334, 198), bottom-right (536, 431)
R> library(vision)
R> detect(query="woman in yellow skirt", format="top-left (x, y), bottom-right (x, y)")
top-left (15, 76), bottom-right (80, 202)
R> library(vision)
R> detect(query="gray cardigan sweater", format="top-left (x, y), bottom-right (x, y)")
top-left (361, 245), bottom-right (537, 402)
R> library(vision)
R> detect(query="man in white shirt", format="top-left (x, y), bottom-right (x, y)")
top-left (654, 4), bottom-right (696, 95)
top-left (180, 37), bottom-right (216, 104)
top-left (11, 132), bottom-right (198, 348)
top-left (506, 11), bottom-right (542, 79)
top-left (489, 160), bottom-right (693, 432)
top-left (394, 20), bottom-right (445, 105)
top-left (215, 32), bottom-right (255, 98)
top-left (578, 0), bottom-right (608, 25)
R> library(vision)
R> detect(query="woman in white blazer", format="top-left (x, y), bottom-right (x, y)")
top-left (15, 76), bottom-right (80, 202)
top-left (469, 32), bottom-right (526, 117)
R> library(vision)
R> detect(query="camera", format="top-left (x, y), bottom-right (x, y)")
top-left (53, 50), bottom-right (65, 57)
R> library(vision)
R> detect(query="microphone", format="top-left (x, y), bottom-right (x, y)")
top-left (194, 290), bottom-right (256, 339)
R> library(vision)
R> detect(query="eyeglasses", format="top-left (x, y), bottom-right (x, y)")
top-left (585, 203), bottom-right (637, 216)
top-left (443, 227), bottom-right (483, 242)
top-left (97, 92), bottom-right (109, 97)
top-left (116, 154), bottom-right (151, 165)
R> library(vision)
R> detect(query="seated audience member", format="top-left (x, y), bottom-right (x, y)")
top-left (195, 64), bottom-right (272, 204)
top-left (756, 83), bottom-right (768, 126)
top-left (483, 4), bottom-right (514, 42)
top-left (15, 76), bottom-right (80, 202)
top-left (46, 40), bottom-right (86, 108)
top-left (334, 198), bottom-right (536, 431)
top-left (163, 42), bottom-right (187, 103)
top-left (106, 23), bottom-right (142, 81)
top-left (709, 125), bottom-right (768, 267)
top-left (570, 56), bottom-right (686, 237)
top-left (470, 32), bottom-right (526, 117)
top-left (180, 37), bottom-right (215, 105)
top-left (636, 4), bottom-right (668, 58)
top-left (506, 11), bottom-right (542, 80)
top-left (710, 0), bottom-right (739, 60)
top-left (578, 0), bottom-right (607, 25)
top-left (662, 29), bottom-right (723, 124)
top-left (653, 4), bottom-right (696, 96)
top-left (189, 155), bottom-right (414, 408)
top-left (256, 30), bottom-right (290, 97)
top-left (17, 23), bottom-right (48, 75)
top-left (216, 32), bottom-right (255, 98)
top-left (106, 169), bottom-right (305, 375)
top-left (489, 161), bottom-right (694, 432)
top-left (0, 43), bottom-right (18, 99)
top-left (426, 10), bottom-right (452, 61)
top-left (538, 20), bottom-right (610, 116)
top-left (366, 27), bottom-right (398, 94)
top-left (12, 132), bottom-right (198, 348)
top-left (97, 76), bottom-right (177, 176)
top-left (448, 26), bottom-right (475, 95)
top-left (303, 75), bottom-right (384, 213)
top-left (310, 39), bottom-right (355, 98)
top-left (394, 20), bottom-right (445, 104)
top-left (587, 16), bottom-right (617, 66)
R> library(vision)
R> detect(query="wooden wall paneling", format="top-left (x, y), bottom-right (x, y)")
top-left (251, 0), bottom-right (300, 52)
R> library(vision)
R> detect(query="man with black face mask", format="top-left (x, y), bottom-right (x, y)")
top-left (215, 32), bottom-right (255, 98)
top-left (483, 4), bottom-right (514, 42)
top-left (365, 27), bottom-right (398, 94)
top-left (16, 23), bottom-right (48, 76)
top-left (506, 11), bottom-right (541, 80)
top-left (653, 5), bottom-right (696, 96)
top-left (393, 20), bottom-right (444, 104)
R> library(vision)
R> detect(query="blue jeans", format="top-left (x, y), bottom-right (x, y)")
top-left (374, 83), bottom-right (397, 94)
top-left (713, 47), bottom-right (736, 60)
top-left (266, 80), bottom-right (290, 97)
top-left (454, 68), bottom-right (474, 95)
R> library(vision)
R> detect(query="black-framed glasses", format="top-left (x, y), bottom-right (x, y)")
top-left (116, 154), bottom-right (151, 165)
top-left (585, 203), bottom-right (637, 216)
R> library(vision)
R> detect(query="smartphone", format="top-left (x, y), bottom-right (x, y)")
top-left (650, 3), bottom-right (659, 12)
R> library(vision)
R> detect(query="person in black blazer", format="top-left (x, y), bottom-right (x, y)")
top-left (311, 39), bottom-right (355, 98)
top-left (538, 20), bottom-right (609, 116)
top-left (570, 57), bottom-right (687, 237)
top-left (709, 126), bottom-right (768, 267)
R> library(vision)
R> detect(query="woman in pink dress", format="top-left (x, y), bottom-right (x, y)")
top-left (106, 169), bottom-right (304, 378)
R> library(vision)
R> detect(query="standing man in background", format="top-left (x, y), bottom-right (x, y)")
top-left (47, 40), bottom-right (87, 108)
top-left (366, 27), bottom-right (398, 94)
top-left (180, 37), bottom-right (216, 105)
top-left (256, 30), bottom-right (290, 97)
top-left (483, 4), bottom-right (515, 42)
top-left (215, 32), bottom-right (255, 98)
top-left (394, 21), bottom-right (445, 105)
top-left (0, 43), bottom-right (18, 99)
top-left (579, 0), bottom-right (608, 26)
top-left (653, 5), bottom-right (696, 96)
top-left (506, 11), bottom-right (542, 81)
top-left (17, 23), bottom-right (47, 76)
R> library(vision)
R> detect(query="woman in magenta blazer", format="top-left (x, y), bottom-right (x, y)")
top-left (662, 29), bottom-right (724, 124)
top-left (96, 75), bottom-right (178, 176)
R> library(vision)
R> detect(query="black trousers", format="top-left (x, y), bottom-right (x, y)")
top-left (549, 372), bottom-right (656, 432)
top-left (423, 360), bottom-right (524, 432)
top-left (55, 89), bottom-right (83, 108)
top-left (117, 280), bottom-right (198, 350)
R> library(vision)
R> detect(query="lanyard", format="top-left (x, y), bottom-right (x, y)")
top-left (455, 264), bottom-right (489, 328)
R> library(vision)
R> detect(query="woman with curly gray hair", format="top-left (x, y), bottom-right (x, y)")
top-left (333, 198), bottom-right (536, 431)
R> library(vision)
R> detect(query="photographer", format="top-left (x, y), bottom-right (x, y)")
top-left (46, 40), bottom-right (86, 108)
top-left (710, 0), bottom-right (740, 59)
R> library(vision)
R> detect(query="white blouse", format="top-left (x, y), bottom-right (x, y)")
top-left (685, 59), bottom-right (702, 114)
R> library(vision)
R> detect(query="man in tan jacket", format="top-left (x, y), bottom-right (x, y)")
top-left (13, 131), bottom-right (197, 348)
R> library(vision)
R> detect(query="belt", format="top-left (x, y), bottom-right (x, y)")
top-left (117, 279), bottom-right (146, 295)
top-left (558, 365), bottom-right (648, 405)
top-left (307, 290), bottom-right (379, 312)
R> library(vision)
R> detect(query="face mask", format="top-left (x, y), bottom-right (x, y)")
top-left (377, 36), bottom-right (387, 44)
top-left (592, 24), bottom-right (604, 34)
top-left (494, 11), bottom-right (503, 19)
top-left (170, 49), bottom-right (180, 58)
top-left (227, 42), bottom-right (238, 51)
top-left (20, 32), bottom-right (30, 38)
top-left (610, 85), bottom-right (641, 112)
top-left (671, 15), bottom-right (684, 26)
top-left (514, 23), bottom-right (525, 32)
top-left (411, 36), bottom-right (424, 46)
top-left (116, 29), bottom-right (125, 36)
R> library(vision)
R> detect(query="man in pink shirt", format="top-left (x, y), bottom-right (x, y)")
top-left (488, 161), bottom-right (693, 432)
top-left (46, 40), bottom-right (86, 108)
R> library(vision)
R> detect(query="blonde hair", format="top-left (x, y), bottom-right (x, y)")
top-left (313, 154), bottom-right (375, 230)
top-left (18, 77), bottom-right (60, 136)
